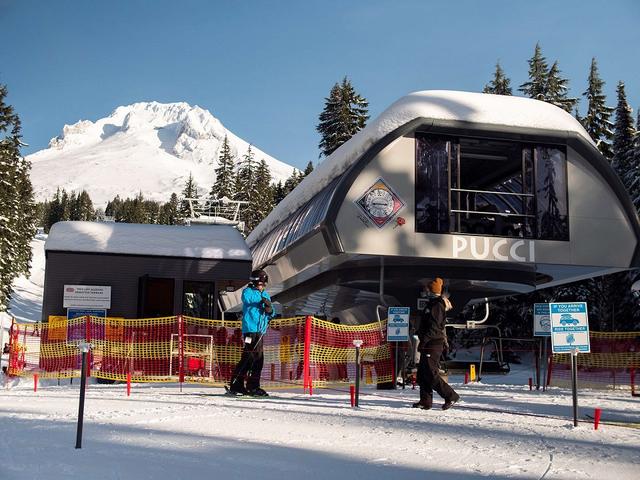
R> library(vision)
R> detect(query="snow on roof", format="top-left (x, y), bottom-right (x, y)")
top-left (45, 221), bottom-right (252, 261)
top-left (247, 90), bottom-right (593, 246)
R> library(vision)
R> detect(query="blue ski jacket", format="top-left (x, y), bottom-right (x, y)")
top-left (241, 286), bottom-right (274, 334)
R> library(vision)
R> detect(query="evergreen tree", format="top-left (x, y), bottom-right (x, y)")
top-left (582, 58), bottom-right (614, 159)
top-left (179, 172), bottom-right (199, 219)
top-left (120, 192), bottom-right (147, 223)
top-left (545, 61), bottom-right (577, 112)
top-left (283, 169), bottom-right (303, 195)
top-left (210, 135), bottom-right (235, 200)
top-left (303, 160), bottom-right (314, 176)
top-left (519, 43), bottom-right (549, 100)
top-left (483, 61), bottom-right (512, 95)
top-left (234, 145), bottom-right (259, 203)
top-left (612, 81), bottom-right (635, 179)
top-left (105, 195), bottom-right (124, 221)
top-left (0, 83), bottom-right (36, 309)
top-left (159, 193), bottom-right (182, 225)
top-left (624, 110), bottom-right (640, 210)
top-left (317, 77), bottom-right (369, 157)
top-left (272, 180), bottom-right (286, 205)
top-left (245, 159), bottom-right (274, 232)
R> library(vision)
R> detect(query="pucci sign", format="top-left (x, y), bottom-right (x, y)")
top-left (452, 236), bottom-right (535, 263)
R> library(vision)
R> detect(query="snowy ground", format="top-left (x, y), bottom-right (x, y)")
top-left (1, 237), bottom-right (639, 479)
top-left (1, 371), bottom-right (639, 480)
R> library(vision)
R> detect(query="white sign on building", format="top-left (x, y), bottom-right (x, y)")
top-left (63, 285), bottom-right (112, 309)
top-left (549, 302), bottom-right (590, 353)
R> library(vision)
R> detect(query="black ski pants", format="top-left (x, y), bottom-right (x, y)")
top-left (230, 332), bottom-right (264, 391)
top-left (417, 340), bottom-right (457, 407)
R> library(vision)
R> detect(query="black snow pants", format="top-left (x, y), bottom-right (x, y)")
top-left (417, 340), bottom-right (457, 407)
top-left (230, 332), bottom-right (264, 391)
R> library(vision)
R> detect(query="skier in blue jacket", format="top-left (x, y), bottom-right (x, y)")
top-left (228, 269), bottom-right (274, 396)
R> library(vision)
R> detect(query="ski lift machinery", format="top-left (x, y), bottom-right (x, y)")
top-left (445, 298), bottom-right (510, 377)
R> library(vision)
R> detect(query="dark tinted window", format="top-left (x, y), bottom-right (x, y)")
top-left (415, 133), bottom-right (568, 241)
top-left (415, 136), bottom-right (450, 233)
top-left (535, 147), bottom-right (569, 240)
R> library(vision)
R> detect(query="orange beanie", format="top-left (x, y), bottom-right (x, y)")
top-left (428, 278), bottom-right (444, 295)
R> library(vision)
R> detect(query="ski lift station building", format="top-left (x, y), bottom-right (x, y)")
top-left (224, 90), bottom-right (640, 322)
top-left (42, 222), bottom-right (252, 321)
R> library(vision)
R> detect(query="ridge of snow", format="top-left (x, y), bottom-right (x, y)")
top-left (247, 90), bottom-right (595, 246)
top-left (45, 221), bottom-right (252, 261)
top-left (29, 101), bottom-right (296, 208)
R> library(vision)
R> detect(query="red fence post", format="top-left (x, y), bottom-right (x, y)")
top-left (546, 354), bottom-right (554, 387)
top-left (528, 377), bottom-right (533, 391)
top-left (127, 372), bottom-right (131, 397)
top-left (350, 385), bottom-right (355, 407)
top-left (178, 315), bottom-right (184, 392)
top-left (594, 408), bottom-right (602, 430)
top-left (34, 373), bottom-right (38, 392)
top-left (631, 368), bottom-right (637, 397)
top-left (303, 316), bottom-right (312, 393)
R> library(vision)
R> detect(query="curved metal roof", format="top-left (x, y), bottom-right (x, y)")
top-left (248, 90), bottom-right (594, 247)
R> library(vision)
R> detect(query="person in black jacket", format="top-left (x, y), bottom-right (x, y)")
top-left (413, 277), bottom-right (460, 410)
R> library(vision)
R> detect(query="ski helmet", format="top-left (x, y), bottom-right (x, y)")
top-left (249, 269), bottom-right (269, 284)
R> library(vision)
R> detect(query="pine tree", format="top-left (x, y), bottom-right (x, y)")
top-left (245, 159), bottom-right (274, 232)
top-left (234, 146), bottom-right (259, 203)
top-left (159, 193), bottom-right (181, 225)
top-left (612, 81), bottom-right (635, 179)
top-left (624, 111), bottom-right (640, 210)
top-left (582, 58), bottom-right (614, 159)
top-left (483, 61), bottom-right (512, 95)
top-left (283, 169), bottom-right (303, 195)
top-left (105, 195), bottom-right (123, 221)
top-left (0, 83), bottom-right (36, 309)
top-left (545, 61), bottom-right (578, 112)
top-left (317, 77), bottom-right (369, 157)
top-left (519, 43), bottom-right (549, 100)
top-left (303, 161), bottom-right (314, 176)
top-left (272, 181), bottom-right (286, 205)
top-left (210, 135), bottom-right (235, 200)
top-left (179, 172), bottom-right (199, 218)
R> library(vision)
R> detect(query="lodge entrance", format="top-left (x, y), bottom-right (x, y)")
top-left (138, 276), bottom-right (175, 317)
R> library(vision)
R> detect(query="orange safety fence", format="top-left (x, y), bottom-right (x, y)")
top-left (6, 316), bottom-right (394, 389)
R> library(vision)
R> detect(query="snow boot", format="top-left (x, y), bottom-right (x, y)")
top-left (442, 393), bottom-right (460, 410)
top-left (227, 381), bottom-right (247, 396)
top-left (412, 400), bottom-right (432, 410)
top-left (247, 387), bottom-right (269, 397)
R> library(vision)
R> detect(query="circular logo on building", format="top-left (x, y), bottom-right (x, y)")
top-left (355, 178), bottom-right (405, 228)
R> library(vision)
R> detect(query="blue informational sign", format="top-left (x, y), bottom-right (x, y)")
top-left (66, 308), bottom-right (107, 342)
top-left (533, 303), bottom-right (551, 337)
top-left (549, 302), bottom-right (590, 353)
top-left (387, 307), bottom-right (410, 342)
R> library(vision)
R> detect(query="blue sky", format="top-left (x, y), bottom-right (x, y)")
top-left (1, 0), bottom-right (638, 170)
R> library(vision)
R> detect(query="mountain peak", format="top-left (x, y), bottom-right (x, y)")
top-left (30, 101), bottom-right (295, 207)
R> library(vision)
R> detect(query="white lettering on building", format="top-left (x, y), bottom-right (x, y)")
top-left (452, 236), bottom-right (534, 263)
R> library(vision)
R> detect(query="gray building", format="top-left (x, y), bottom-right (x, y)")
top-left (42, 222), bottom-right (252, 320)
top-left (229, 90), bottom-right (640, 323)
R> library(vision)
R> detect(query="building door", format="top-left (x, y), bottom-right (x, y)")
top-left (138, 276), bottom-right (175, 317)
top-left (182, 281), bottom-right (216, 319)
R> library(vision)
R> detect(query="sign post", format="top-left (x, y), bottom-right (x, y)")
top-left (75, 341), bottom-right (92, 449)
top-left (353, 339), bottom-right (363, 407)
top-left (387, 307), bottom-right (410, 389)
top-left (550, 302), bottom-right (590, 427)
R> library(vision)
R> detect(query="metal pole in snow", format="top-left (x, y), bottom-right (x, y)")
top-left (571, 349), bottom-right (579, 427)
top-left (353, 339), bottom-right (363, 407)
top-left (76, 342), bottom-right (92, 449)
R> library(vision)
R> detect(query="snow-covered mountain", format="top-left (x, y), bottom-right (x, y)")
top-left (27, 102), bottom-right (296, 207)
